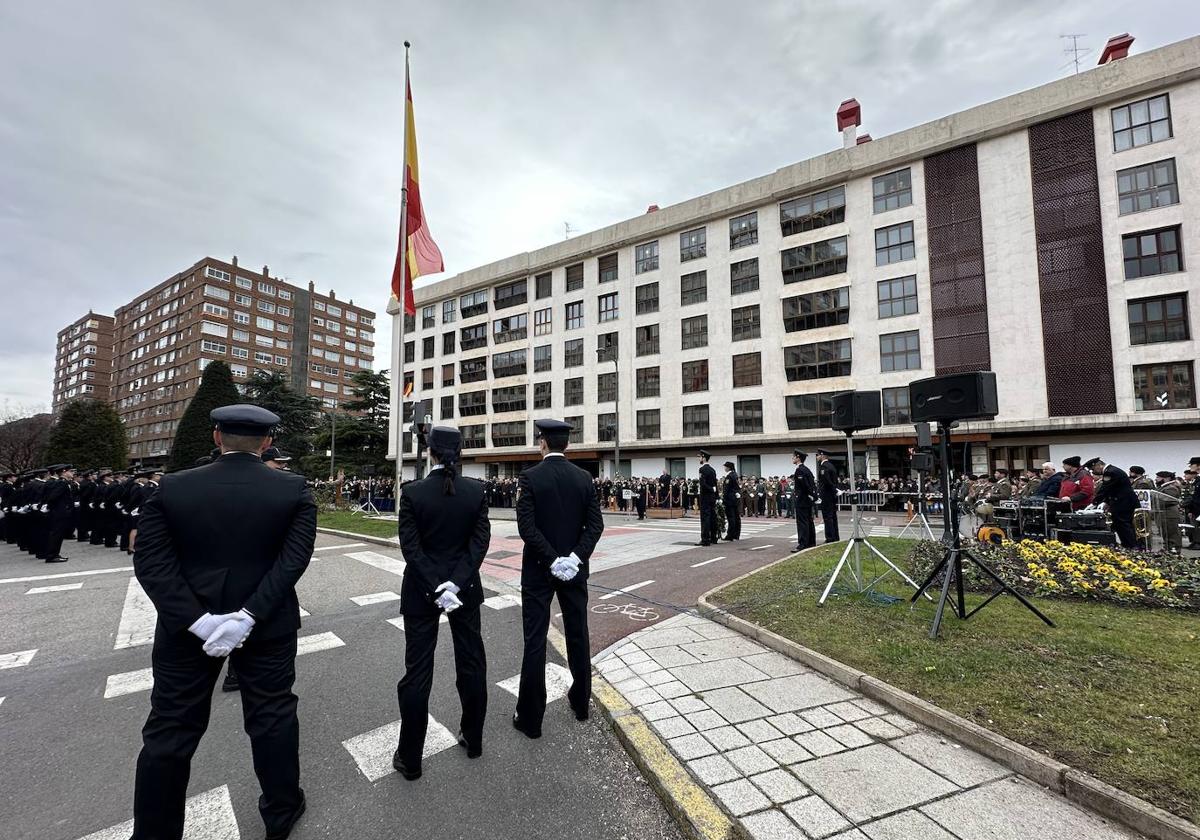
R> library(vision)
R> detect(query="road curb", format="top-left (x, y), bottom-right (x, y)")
top-left (696, 550), bottom-right (1200, 840)
top-left (315, 526), bottom-right (398, 546)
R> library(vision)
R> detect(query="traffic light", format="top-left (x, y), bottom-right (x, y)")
top-left (407, 399), bottom-right (432, 450)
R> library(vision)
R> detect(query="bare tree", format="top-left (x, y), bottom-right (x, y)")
top-left (0, 404), bottom-right (53, 473)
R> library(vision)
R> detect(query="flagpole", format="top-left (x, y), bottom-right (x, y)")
top-left (393, 40), bottom-right (411, 497)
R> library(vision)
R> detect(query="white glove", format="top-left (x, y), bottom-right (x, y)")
top-left (99, 502), bottom-right (106, 509)
top-left (550, 553), bottom-right (582, 582)
top-left (75, 501), bottom-right (81, 507)
top-left (434, 581), bottom-right (463, 613)
top-left (130, 508), bottom-right (140, 517)
top-left (735, 493), bottom-right (741, 500)
top-left (40, 504), bottom-right (48, 513)
top-left (188, 612), bottom-right (226, 642)
top-left (203, 610), bottom-right (256, 657)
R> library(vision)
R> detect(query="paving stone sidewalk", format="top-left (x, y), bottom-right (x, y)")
top-left (596, 613), bottom-right (1144, 840)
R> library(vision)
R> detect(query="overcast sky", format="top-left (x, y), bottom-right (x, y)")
top-left (2, 0), bottom-right (1197, 412)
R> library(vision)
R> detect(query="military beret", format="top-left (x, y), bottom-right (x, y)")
top-left (1062, 456), bottom-right (1081, 468)
top-left (428, 426), bottom-right (462, 449)
top-left (1129, 465), bottom-right (1145, 475)
top-left (1190, 456), bottom-right (1200, 465)
top-left (1156, 470), bottom-right (1176, 479)
top-left (1082, 457), bottom-right (1103, 469)
top-left (211, 404), bottom-right (280, 436)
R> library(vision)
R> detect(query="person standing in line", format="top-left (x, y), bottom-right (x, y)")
top-left (513, 419), bottom-right (604, 737)
top-left (39, 464), bottom-right (75, 563)
top-left (129, 405), bottom-right (314, 840)
top-left (816, 449), bottom-right (841, 542)
top-left (721, 461), bottom-right (741, 541)
top-left (696, 449), bottom-right (718, 546)
top-left (1155, 471), bottom-right (1183, 553)
top-left (1086, 457), bottom-right (1139, 548)
top-left (791, 450), bottom-right (817, 552)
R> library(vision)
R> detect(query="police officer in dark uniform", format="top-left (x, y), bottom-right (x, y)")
top-left (76, 469), bottom-right (96, 543)
top-left (39, 464), bottom-right (76, 563)
top-left (25, 466), bottom-right (50, 558)
top-left (721, 461), bottom-right (742, 541)
top-left (514, 419), bottom-right (605, 737)
top-left (393, 426), bottom-right (491, 779)
top-left (791, 450), bottom-right (817, 551)
top-left (817, 449), bottom-right (841, 542)
top-left (129, 405), bottom-right (315, 840)
top-left (696, 449), bottom-right (718, 546)
top-left (0, 472), bottom-right (17, 544)
top-left (1086, 456), bottom-right (1140, 548)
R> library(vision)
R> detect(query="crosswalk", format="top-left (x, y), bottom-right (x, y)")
top-left (621, 518), bottom-right (783, 537)
top-left (79, 785), bottom-right (239, 840)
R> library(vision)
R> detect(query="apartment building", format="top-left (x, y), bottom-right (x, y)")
top-left (52, 312), bottom-right (116, 412)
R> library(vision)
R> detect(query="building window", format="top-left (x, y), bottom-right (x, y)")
top-left (205, 266), bottom-right (231, 282)
top-left (442, 363), bottom-right (455, 387)
top-left (880, 331), bottom-right (921, 372)
top-left (636, 366), bottom-right (660, 398)
top-left (460, 290), bottom-right (488, 319)
top-left (597, 372), bottom-right (617, 403)
top-left (597, 253), bottom-right (618, 284)
top-left (492, 314), bottom-right (528, 344)
top-left (1117, 159), bottom-right (1179, 215)
top-left (532, 307), bottom-right (552, 336)
top-left (492, 421), bottom-right (526, 447)
top-left (461, 324), bottom-right (487, 351)
top-left (597, 413), bottom-right (617, 443)
top-left (680, 227), bottom-right (706, 262)
top-left (877, 276), bottom-right (918, 318)
top-left (533, 381), bottom-right (552, 409)
top-left (422, 305), bottom-right (436, 328)
top-left (636, 409), bottom-right (661, 440)
top-left (883, 387), bottom-right (910, 424)
top-left (492, 385), bottom-right (527, 413)
top-left (565, 262), bottom-right (584, 292)
top-left (404, 313), bottom-right (416, 333)
top-left (785, 339), bottom-right (852, 381)
top-left (599, 332), bottom-right (618, 357)
top-left (565, 300), bottom-right (584, 330)
top-left (422, 336), bottom-right (435, 359)
top-left (442, 299), bottom-right (457, 323)
top-left (535, 271), bottom-right (552, 300)
top-left (781, 236), bottom-right (848, 283)
top-left (783, 287), bottom-right (850, 332)
top-left (443, 331), bottom-right (455, 355)
top-left (565, 377), bottom-right (584, 406)
top-left (1129, 294), bottom-right (1189, 345)
top-left (635, 241), bottom-right (659, 274)
top-left (459, 390), bottom-right (487, 416)
top-left (422, 368), bottom-right (435, 390)
top-left (681, 270), bottom-right (707, 306)
top-left (494, 279), bottom-right (528, 310)
top-left (875, 222), bottom-right (915, 266)
top-left (682, 405), bottom-right (709, 437)
top-left (462, 424), bottom-right (485, 450)
top-left (534, 344), bottom-right (552, 372)
top-left (731, 305), bottom-right (761, 341)
top-left (204, 284), bottom-right (230, 301)
top-left (460, 357), bottom-right (487, 383)
top-left (1112, 94), bottom-right (1172, 152)
top-left (562, 417), bottom-right (582, 444)
top-left (733, 400), bottom-right (763, 434)
top-left (635, 282), bottom-right (659, 314)
top-left (231, 346), bottom-right (249, 360)
top-left (636, 324), bottom-right (660, 356)
top-left (201, 340), bottom-right (227, 354)
top-left (732, 352), bottom-right (762, 388)
top-left (780, 186), bottom-right (846, 236)
top-left (440, 395), bottom-right (454, 419)
top-left (729, 212), bottom-right (758, 249)
top-left (492, 349), bottom-right (526, 378)
top-left (681, 315), bottom-right (708, 350)
top-left (730, 258), bottom-right (759, 295)
top-left (599, 292), bottom-right (619, 322)
top-left (682, 359), bottom-right (708, 393)
top-left (564, 338), bottom-right (584, 368)
top-left (1134, 361), bottom-right (1194, 410)
top-left (785, 392), bottom-right (835, 430)
top-left (1123, 226), bottom-right (1183, 279)
top-left (873, 168), bottom-right (913, 213)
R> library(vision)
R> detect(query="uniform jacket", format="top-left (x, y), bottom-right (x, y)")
top-left (792, 465), bottom-right (816, 507)
top-left (516, 455), bottom-right (604, 587)
top-left (396, 468), bottom-right (490, 615)
top-left (698, 463), bottom-right (717, 497)
top-left (721, 470), bottom-right (740, 504)
top-left (1092, 466), bottom-right (1139, 514)
top-left (986, 479), bottom-right (1012, 504)
top-left (818, 460), bottom-right (839, 502)
top-left (133, 451), bottom-right (316, 639)
top-left (42, 478), bottom-right (74, 527)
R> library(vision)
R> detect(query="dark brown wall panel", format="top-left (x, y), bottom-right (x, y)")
top-left (923, 144), bottom-right (992, 375)
top-left (1028, 110), bottom-right (1116, 416)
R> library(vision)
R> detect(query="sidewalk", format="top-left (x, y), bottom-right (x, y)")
top-left (595, 613), bottom-right (1142, 840)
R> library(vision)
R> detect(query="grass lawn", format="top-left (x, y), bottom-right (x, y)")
top-left (316, 510), bottom-right (398, 540)
top-left (711, 537), bottom-right (1200, 823)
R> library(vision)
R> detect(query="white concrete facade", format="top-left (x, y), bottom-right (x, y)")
top-left (390, 37), bottom-right (1200, 480)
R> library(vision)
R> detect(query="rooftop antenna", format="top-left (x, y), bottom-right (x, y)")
top-left (563, 221), bottom-right (576, 240)
top-left (1060, 34), bottom-right (1091, 74)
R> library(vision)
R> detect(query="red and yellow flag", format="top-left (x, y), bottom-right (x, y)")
top-left (390, 69), bottom-right (443, 316)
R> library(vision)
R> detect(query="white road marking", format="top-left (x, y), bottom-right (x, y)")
top-left (77, 784), bottom-right (239, 840)
top-left (104, 668), bottom-right (154, 699)
top-left (296, 631), bottom-right (345, 655)
top-left (299, 606), bottom-right (311, 617)
top-left (387, 616), bottom-right (405, 632)
top-left (350, 591), bottom-right (401, 606)
top-left (0, 649), bottom-right (36, 670)
top-left (314, 542), bottom-right (366, 551)
top-left (342, 715), bottom-right (458, 782)
top-left (26, 582), bottom-right (85, 594)
top-left (346, 550), bottom-right (406, 577)
top-left (690, 556), bottom-right (725, 568)
top-left (750, 544), bottom-right (773, 551)
top-left (114, 577), bottom-right (157, 650)
top-left (0, 566), bottom-right (132, 586)
top-left (483, 594), bottom-right (521, 610)
top-left (496, 663), bottom-right (573, 704)
top-left (599, 580), bottom-right (654, 600)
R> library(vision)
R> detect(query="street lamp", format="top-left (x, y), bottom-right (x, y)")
top-left (597, 344), bottom-right (619, 479)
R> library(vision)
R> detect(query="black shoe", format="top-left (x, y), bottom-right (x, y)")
top-left (457, 730), bottom-right (482, 758)
top-left (792, 545), bottom-right (803, 552)
top-left (512, 713), bottom-right (541, 739)
top-left (391, 749), bottom-right (422, 780)
top-left (221, 672), bottom-right (240, 692)
top-left (573, 706), bottom-right (589, 722)
top-left (264, 796), bottom-right (307, 840)
top-left (45, 556), bottom-right (68, 563)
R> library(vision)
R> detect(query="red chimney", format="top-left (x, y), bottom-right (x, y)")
top-left (1098, 34), bottom-right (1134, 65)
top-left (646, 204), bottom-right (659, 213)
top-left (856, 133), bottom-right (873, 145)
top-left (836, 99), bottom-right (861, 131)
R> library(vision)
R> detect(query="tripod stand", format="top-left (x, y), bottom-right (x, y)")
top-left (910, 421), bottom-right (1055, 637)
top-left (351, 474), bottom-right (382, 516)
top-left (819, 430), bottom-right (928, 605)
top-left (898, 483), bottom-right (937, 540)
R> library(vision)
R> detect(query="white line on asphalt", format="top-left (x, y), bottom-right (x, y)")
top-left (299, 606), bottom-right (311, 617)
top-left (0, 566), bottom-right (132, 586)
top-left (387, 616), bottom-right (405, 632)
top-left (0, 649), bottom-right (37, 670)
top-left (750, 545), bottom-right (773, 551)
top-left (296, 631), bottom-right (345, 655)
top-left (346, 550), bottom-right (407, 577)
top-left (495, 663), bottom-right (573, 703)
top-left (342, 715), bottom-right (457, 782)
top-left (77, 784), bottom-right (238, 840)
top-left (350, 591), bottom-right (401, 606)
top-left (104, 667), bottom-right (154, 699)
top-left (599, 580), bottom-right (654, 600)
top-left (26, 582), bottom-right (85, 594)
top-left (483, 594), bottom-right (521, 610)
top-left (314, 542), bottom-right (366, 551)
top-left (114, 577), bottom-right (157, 650)
top-left (690, 556), bottom-right (725, 568)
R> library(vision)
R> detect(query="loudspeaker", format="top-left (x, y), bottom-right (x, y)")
top-left (908, 371), bottom-right (998, 423)
top-left (831, 391), bottom-right (882, 432)
top-left (915, 422), bottom-right (932, 448)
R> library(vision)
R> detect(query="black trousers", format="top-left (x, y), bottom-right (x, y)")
top-left (27, 511), bottom-right (46, 556)
top-left (724, 499), bottom-right (741, 540)
top-left (821, 499), bottom-right (840, 542)
top-left (40, 518), bottom-right (71, 559)
top-left (795, 505), bottom-right (815, 549)
top-left (1110, 508), bottom-right (1137, 548)
top-left (699, 495), bottom-right (717, 544)
top-left (120, 513), bottom-right (132, 552)
top-left (133, 630), bottom-right (303, 840)
top-left (396, 603), bottom-right (487, 768)
top-left (517, 579), bottom-right (589, 730)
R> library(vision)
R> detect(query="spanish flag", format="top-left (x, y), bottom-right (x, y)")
top-left (390, 57), bottom-right (443, 316)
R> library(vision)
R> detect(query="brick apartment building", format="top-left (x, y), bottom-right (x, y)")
top-left (52, 312), bottom-right (116, 412)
